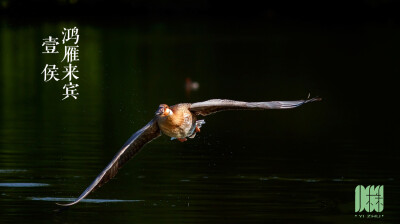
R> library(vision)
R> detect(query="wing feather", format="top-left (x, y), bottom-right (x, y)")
top-left (190, 96), bottom-right (321, 116)
top-left (57, 118), bottom-right (161, 206)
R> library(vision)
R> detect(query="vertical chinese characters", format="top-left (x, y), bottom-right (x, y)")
top-left (61, 27), bottom-right (80, 100)
top-left (41, 27), bottom-right (80, 100)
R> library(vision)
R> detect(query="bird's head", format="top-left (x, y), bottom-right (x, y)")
top-left (155, 104), bottom-right (172, 117)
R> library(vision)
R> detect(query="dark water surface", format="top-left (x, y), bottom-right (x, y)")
top-left (1, 18), bottom-right (399, 223)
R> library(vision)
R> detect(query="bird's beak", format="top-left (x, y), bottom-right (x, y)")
top-left (155, 107), bottom-right (164, 116)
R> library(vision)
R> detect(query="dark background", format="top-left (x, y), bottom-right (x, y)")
top-left (0, 0), bottom-right (399, 223)
top-left (2, 0), bottom-right (400, 22)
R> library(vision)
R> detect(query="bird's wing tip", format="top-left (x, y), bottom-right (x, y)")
top-left (312, 97), bottom-right (322, 101)
top-left (56, 201), bottom-right (77, 207)
top-left (305, 93), bottom-right (322, 102)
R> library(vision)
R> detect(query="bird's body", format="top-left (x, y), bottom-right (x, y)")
top-left (58, 95), bottom-right (322, 206)
top-left (156, 103), bottom-right (196, 140)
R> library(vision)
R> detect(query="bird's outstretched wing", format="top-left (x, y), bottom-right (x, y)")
top-left (190, 95), bottom-right (321, 116)
top-left (57, 118), bottom-right (161, 206)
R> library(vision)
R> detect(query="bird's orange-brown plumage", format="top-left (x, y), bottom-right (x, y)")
top-left (157, 103), bottom-right (195, 139)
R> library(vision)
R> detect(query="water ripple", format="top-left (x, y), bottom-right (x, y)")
top-left (0, 183), bottom-right (49, 187)
top-left (0, 169), bottom-right (28, 174)
top-left (29, 197), bottom-right (144, 203)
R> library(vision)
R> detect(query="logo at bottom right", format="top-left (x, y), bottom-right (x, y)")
top-left (355, 185), bottom-right (384, 212)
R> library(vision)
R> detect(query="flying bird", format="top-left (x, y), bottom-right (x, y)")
top-left (185, 78), bottom-right (200, 96)
top-left (57, 95), bottom-right (321, 206)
